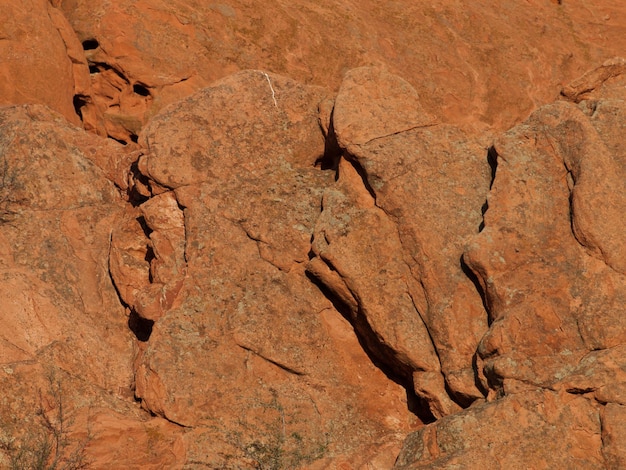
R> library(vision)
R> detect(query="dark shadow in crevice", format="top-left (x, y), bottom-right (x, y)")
top-left (133, 83), bottom-right (151, 97)
top-left (110, 136), bottom-right (128, 146)
top-left (472, 351), bottom-right (489, 397)
top-left (305, 269), bottom-right (436, 424)
top-left (445, 372), bottom-right (482, 408)
top-left (128, 309), bottom-right (154, 342)
top-left (82, 38), bottom-right (99, 50)
top-left (72, 94), bottom-right (88, 121)
top-left (478, 200), bottom-right (488, 232)
top-left (107, 251), bottom-right (154, 343)
top-left (128, 161), bottom-right (151, 206)
top-left (88, 61), bottom-right (112, 74)
top-left (460, 254), bottom-right (490, 325)
top-left (487, 146), bottom-right (498, 189)
top-left (87, 62), bottom-right (129, 85)
top-left (315, 109), bottom-right (342, 172)
top-left (345, 157), bottom-right (376, 201)
top-left (136, 215), bottom-right (153, 238)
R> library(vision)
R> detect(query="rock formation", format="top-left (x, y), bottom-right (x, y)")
top-left (2, 1), bottom-right (626, 469)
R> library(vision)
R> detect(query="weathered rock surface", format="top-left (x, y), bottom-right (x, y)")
top-left (395, 390), bottom-right (604, 469)
top-left (4, 1), bottom-right (626, 468)
top-left (0, 105), bottom-right (185, 468)
top-left (394, 63), bottom-right (626, 468)
top-left (309, 67), bottom-right (491, 419)
top-left (0, 0), bottom-right (86, 126)
top-left (33, 0), bottom-right (626, 143)
top-left (108, 70), bottom-right (418, 468)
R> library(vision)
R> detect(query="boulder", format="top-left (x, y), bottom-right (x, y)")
top-left (396, 61), bottom-right (626, 468)
top-left (395, 390), bottom-right (604, 469)
top-left (309, 67), bottom-right (491, 417)
top-left (113, 70), bottom-right (418, 468)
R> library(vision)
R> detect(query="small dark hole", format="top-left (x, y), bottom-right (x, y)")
top-left (128, 310), bottom-right (154, 342)
top-left (89, 64), bottom-right (99, 74)
top-left (82, 39), bottom-right (99, 50)
top-left (130, 134), bottom-right (139, 143)
top-left (133, 84), bottom-right (150, 97)
top-left (72, 94), bottom-right (88, 120)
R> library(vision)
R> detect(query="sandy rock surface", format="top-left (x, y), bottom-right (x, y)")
top-left (2, 1), bottom-right (626, 469)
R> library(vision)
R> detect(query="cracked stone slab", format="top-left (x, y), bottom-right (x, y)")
top-left (310, 67), bottom-right (491, 412)
top-left (129, 70), bottom-right (419, 467)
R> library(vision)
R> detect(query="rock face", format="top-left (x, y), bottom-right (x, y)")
top-left (0, 105), bottom-right (184, 468)
top-left (309, 67), bottom-right (491, 419)
top-left (3, 1), bottom-right (626, 469)
top-left (21, 0), bottom-right (626, 143)
top-left (394, 64), bottom-right (626, 468)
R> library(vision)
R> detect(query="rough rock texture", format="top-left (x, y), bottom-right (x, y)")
top-left (32, 0), bottom-right (626, 142)
top-left (107, 70), bottom-right (418, 468)
top-left (0, 0), bottom-right (86, 126)
top-left (4, 1), bottom-right (626, 469)
top-left (395, 390), bottom-right (604, 469)
top-left (309, 67), bottom-right (490, 419)
top-left (0, 105), bottom-right (185, 468)
top-left (394, 64), bottom-right (626, 468)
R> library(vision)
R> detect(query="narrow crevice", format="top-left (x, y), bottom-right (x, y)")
top-left (238, 345), bottom-right (306, 376)
top-left (460, 254), bottom-right (490, 323)
top-left (487, 145), bottom-right (498, 189)
top-left (128, 161), bottom-right (152, 206)
top-left (87, 62), bottom-right (129, 85)
top-left (316, 109), bottom-right (342, 171)
top-left (305, 270), bottom-right (436, 423)
top-left (107, 243), bottom-right (154, 342)
top-left (72, 94), bottom-right (88, 121)
top-left (136, 215), bottom-right (153, 238)
top-left (345, 157), bottom-right (376, 201)
top-left (110, 136), bottom-right (128, 146)
top-left (472, 351), bottom-right (490, 396)
top-left (478, 200), bottom-right (488, 232)
top-left (88, 61), bottom-right (112, 75)
top-left (444, 378), bottom-right (477, 409)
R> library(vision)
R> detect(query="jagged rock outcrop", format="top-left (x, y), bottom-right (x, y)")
top-left (22, 0), bottom-right (626, 143)
top-left (394, 62), bottom-right (626, 468)
top-left (0, 0), bottom-right (87, 126)
top-left (308, 67), bottom-right (491, 418)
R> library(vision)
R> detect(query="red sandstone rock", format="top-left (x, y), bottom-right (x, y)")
top-left (395, 390), bottom-right (604, 469)
top-left (121, 70), bottom-right (417, 467)
top-left (53, 0), bottom-right (626, 143)
top-left (464, 92), bottom-right (626, 395)
top-left (0, 0), bottom-right (85, 125)
top-left (310, 67), bottom-right (491, 418)
top-left (0, 105), bottom-right (184, 468)
top-left (394, 62), bottom-right (626, 468)
top-left (4, 2), bottom-right (626, 467)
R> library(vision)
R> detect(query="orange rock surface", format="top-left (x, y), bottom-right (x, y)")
top-left (2, 1), bottom-right (626, 468)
